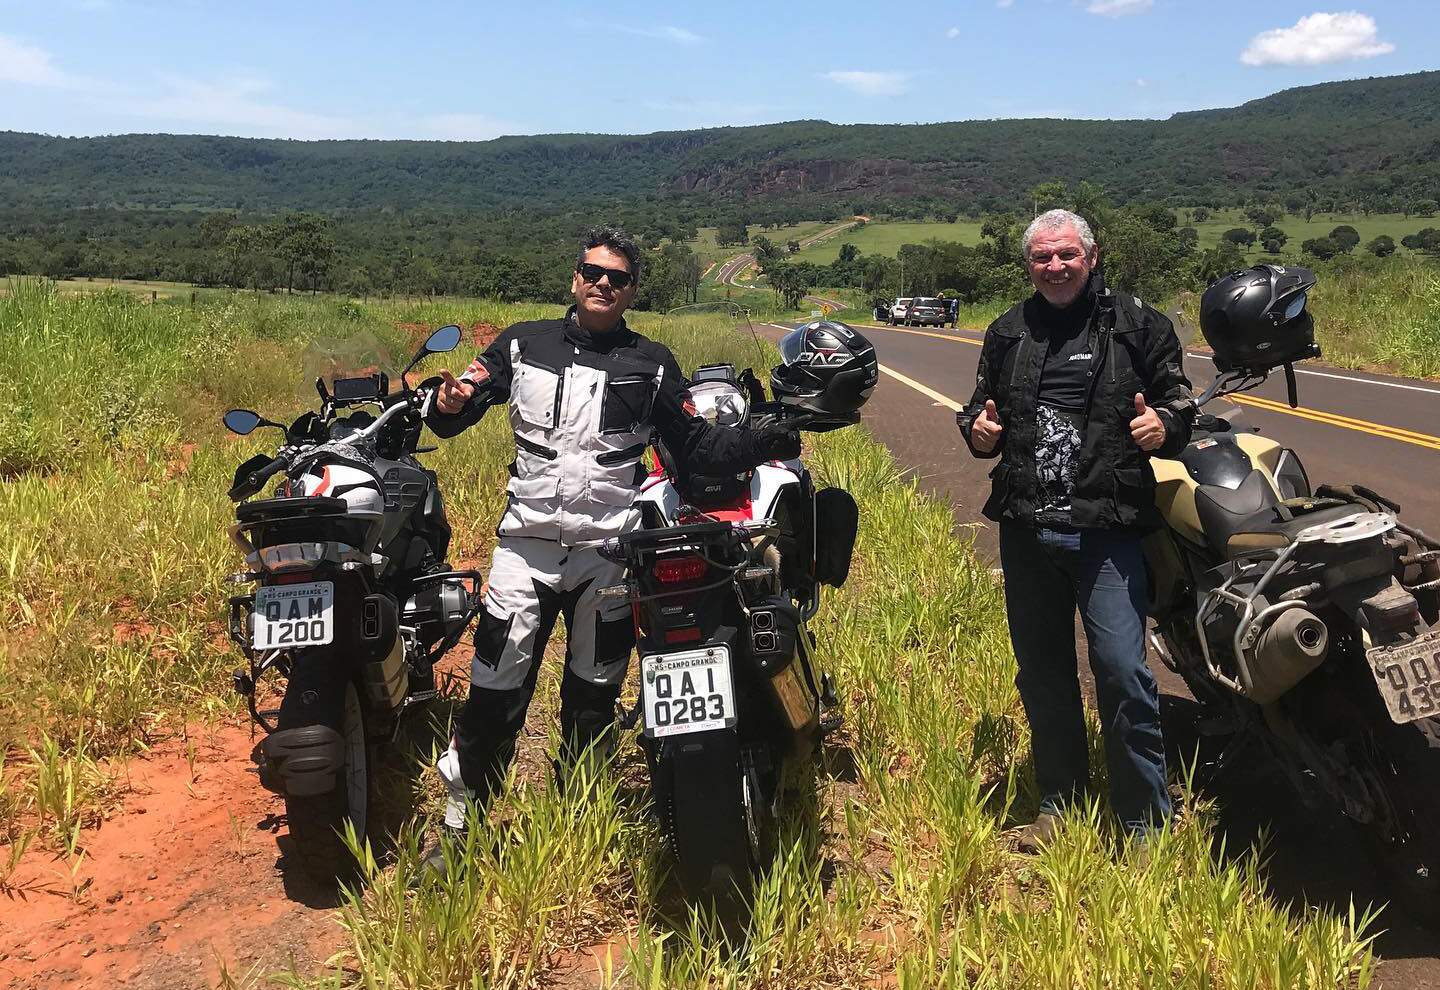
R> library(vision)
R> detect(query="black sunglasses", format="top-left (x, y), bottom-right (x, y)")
top-left (577, 262), bottom-right (634, 290)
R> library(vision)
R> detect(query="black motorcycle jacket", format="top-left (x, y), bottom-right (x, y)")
top-left (425, 309), bottom-right (795, 544)
top-left (956, 276), bottom-right (1196, 530)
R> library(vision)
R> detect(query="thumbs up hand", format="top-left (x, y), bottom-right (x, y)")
top-left (971, 398), bottom-right (1005, 454)
top-left (1129, 392), bottom-right (1166, 452)
top-left (436, 368), bottom-right (477, 415)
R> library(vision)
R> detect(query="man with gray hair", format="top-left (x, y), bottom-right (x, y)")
top-left (957, 209), bottom-right (1194, 852)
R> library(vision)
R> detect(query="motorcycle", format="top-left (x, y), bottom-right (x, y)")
top-left (595, 363), bottom-right (860, 908)
top-left (1145, 357), bottom-right (1440, 915)
top-left (221, 324), bottom-right (483, 881)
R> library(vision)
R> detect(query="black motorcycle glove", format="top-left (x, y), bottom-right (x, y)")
top-left (749, 425), bottom-right (801, 463)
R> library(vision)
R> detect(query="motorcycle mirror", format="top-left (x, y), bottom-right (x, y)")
top-left (424, 324), bottom-right (463, 355)
top-left (222, 409), bottom-right (281, 436)
top-left (401, 324), bottom-right (464, 384)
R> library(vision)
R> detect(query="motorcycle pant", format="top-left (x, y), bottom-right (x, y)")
top-left (439, 537), bottom-right (633, 825)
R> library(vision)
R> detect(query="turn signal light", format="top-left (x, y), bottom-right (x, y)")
top-left (653, 555), bottom-right (707, 584)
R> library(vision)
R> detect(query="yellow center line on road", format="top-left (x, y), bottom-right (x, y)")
top-left (850, 320), bottom-right (1440, 451)
top-left (1228, 393), bottom-right (1440, 451)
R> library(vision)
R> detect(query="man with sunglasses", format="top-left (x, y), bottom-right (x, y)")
top-left (956, 209), bottom-right (1194, 856)
top-left (419, 226), bottom-right (800, 865)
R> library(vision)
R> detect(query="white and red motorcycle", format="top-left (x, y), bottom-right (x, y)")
top-left (597, 358), bottom-right (867, 910)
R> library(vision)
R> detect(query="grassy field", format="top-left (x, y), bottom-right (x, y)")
top-left (796, 220), bottom-right (986, 264)
top-left (691, 222), bottom-right (838, 267)
top-left (0, 281), bottom-right (1383, 986)
top-left (1183, 210), bottom-right (1426, 262)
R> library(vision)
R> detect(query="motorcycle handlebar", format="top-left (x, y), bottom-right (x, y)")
top-left (245, 456), bottom-right (288, 490)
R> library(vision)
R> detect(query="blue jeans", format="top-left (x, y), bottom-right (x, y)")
top-left (998, 521), bottom-right (1171, 832)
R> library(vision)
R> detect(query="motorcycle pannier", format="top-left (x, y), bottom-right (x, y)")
top-left (814, 487), bottom-right (859, 587)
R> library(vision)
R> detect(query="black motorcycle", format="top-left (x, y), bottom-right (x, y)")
top-left (222, 325), bottom-right (482, 881)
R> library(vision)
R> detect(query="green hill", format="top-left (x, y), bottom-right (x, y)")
top-left (3, 71), bottom-right (1439, 214)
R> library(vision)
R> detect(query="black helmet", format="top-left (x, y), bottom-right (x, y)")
top-left (770, 320), bottom-right (878, 423)
top-left (1199, 264), bottom-right (1320, 373)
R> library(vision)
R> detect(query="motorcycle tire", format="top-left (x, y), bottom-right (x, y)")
top-left (655, 732), bottom-right (758, 915)
top-left (1358, 713), bottom-right (1440, 928)
top-left (283, 677), bottom-right (375, 886)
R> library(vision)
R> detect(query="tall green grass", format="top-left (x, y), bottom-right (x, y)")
top-left (0, 282), bottom-right (1379, 986)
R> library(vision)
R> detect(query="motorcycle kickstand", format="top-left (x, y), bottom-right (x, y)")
top-left (818, 672), bottom-right (843, 736)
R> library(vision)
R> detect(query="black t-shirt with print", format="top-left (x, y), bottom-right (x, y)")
top-left (1032, 292), bottom-right (1097, 524)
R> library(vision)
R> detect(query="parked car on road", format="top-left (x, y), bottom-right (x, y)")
top-left (905, 297), bottom-right (946, 327)
top-left (887, 297), bottom-right (912, 325)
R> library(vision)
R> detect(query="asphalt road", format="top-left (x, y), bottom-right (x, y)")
top-left (761, 318), bottom-right (1440, 986)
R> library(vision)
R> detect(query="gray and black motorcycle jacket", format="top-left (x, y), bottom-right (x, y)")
top-left (956, 276), bottom-right (1196, 531)
top-left (425, 308), bottom-right (792, 545)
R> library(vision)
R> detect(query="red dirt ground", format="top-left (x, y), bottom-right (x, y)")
top-left (1, 725), bottom-right (345, 990)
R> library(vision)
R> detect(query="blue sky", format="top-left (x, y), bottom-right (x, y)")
top-left (0, 1), bottom-right (1432, 140)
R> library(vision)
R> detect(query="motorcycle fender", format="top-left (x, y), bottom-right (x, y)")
top-left (259, 650), bottom-right (353, 796)
top-left (256, 724), bottom-right (345, 797)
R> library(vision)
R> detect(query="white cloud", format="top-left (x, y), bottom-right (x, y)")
top-left (0, 34), bottom-right (82, 88)
top-left (618, 25), bottom-right (703, 45)
top-left (1135, 77), bottom-right (1148, 87)
top-left (822, 70), bottom-right (910, 97)
top-left (1086, 0), bottom-right (1152, 16)
top-left (946, 26), bottom-right (961, 38)
top-left (121, 74), bottom-right (362, 139)
top-left (1241, 12), bottom-right (1394, 66)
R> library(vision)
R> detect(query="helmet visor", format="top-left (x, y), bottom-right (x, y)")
top-left (1282, 292), bottom-right (1308, 322)
top-left (778, 328), bottom-right (808, 366)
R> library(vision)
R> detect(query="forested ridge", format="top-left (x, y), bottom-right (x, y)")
top-left (3, 70), bottom-right (1438, 214)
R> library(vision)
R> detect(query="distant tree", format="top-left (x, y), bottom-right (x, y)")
top-left (1401, 228), bottom-right (1440, 254)
top-left (1028, 180), bottom-right (1067, 214)
top-left (752, 234), bottom-right (781, 266)
top-left (786, 239), bottom-right (800, 254)
top-left (1177, 226), bottom-right (1199, 252)
top-left (1192, 207), bottom-right (1211, 222)
top-left (1366, 234), bottom-right (1396, 257)
top-left (766, 262), bottom-right (818, 308)
top-left (1193, 241), bottom-right (1246, 284)
top-left (1132, 204), bottom-right (1178, 232)
top-left (1245, 204), bottom-right (1280, 227)
top-left (1302, 236), bottom-right (1340, 260)
top-left (715, 220), bottom-right (749, 247)
top-left (1409, 200), bottom-right (1438, 218)
top-left (981, 213), bottom-right (1021, 262)
top-left (838, 242), bottom-right (860, 264)
top-left (1223, 227), bottom-right (1256, 247)
top-left (1329, 225), bottom-right (1360, 253)
top-left (1258, 226), bottom-right (1288, 253)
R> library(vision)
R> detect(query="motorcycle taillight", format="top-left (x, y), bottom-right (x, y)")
top-left (653, 554), bottom-right (707, 584)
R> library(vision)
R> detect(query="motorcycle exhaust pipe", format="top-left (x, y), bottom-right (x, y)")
top-left (1245, 607), bottom-right (1330, 705)
top-left (750, 603), bottom-right (819, 734)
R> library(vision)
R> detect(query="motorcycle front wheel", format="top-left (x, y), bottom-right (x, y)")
top-left (284, 677), bottom-right (375, 885)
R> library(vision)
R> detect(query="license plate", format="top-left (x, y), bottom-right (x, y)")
top-left (1368, 630), bottom-right (1440, 724)
top-left (253, 581), bottom-right (335, 650)
top-left (640, 646), bottom-right (736, 738)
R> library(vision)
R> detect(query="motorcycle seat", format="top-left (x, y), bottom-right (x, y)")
top-left (1195, 473), bottom-right (1368, 559)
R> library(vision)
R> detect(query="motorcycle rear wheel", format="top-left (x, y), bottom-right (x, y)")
top-left (655, 733), bottom-right (761, 916)
top-left (284, 677), bottom-right (374, 885)
top-left (1359, 713), bottom-right (1440, 927)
